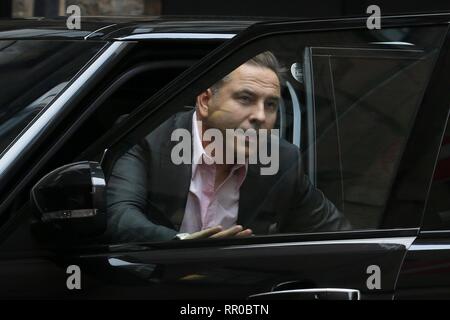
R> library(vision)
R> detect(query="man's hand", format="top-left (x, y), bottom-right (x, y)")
top-left (183, 225), bottom-right (253, 240)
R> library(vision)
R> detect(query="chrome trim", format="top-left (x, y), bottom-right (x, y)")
top-left (0, 42), bottom-right (128, 177)
top-left (108, 258), bottom-right (138, 267)
top-left (370, 41), bottom-right (415, 46)
top-left (84, 24), bottom-right (118, 40)
top-left (89, 161), bottom-right (107, 214)
top-left (41, 209), bottom-right (97, 222)
top-left (100, 148), bottom-right (109, 166)
top-left (249, 288), bottom-right (361, 300)
top-left (90, 161), bottom-right (106, 188)
top-left (91, 177), bottom-right (106, 186)
top-left (115, 33), bottom-right (236, 40)
top-left (420, 229), bottom-right (450, 234)
top-left (409, 244), bottom-right (450, 251)
top-left (224, 236), bottom-right (416, 250)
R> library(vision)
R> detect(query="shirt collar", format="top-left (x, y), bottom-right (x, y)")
top-left (192, 111), bottom-right (210, 174)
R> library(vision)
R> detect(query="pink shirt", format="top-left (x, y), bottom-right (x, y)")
top-left (179, 112), bottom-right (247, 233)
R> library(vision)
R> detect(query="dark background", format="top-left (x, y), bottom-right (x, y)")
top-left (162, 0), bottom-right (450, 18)
top-left (1, 0), bottom-right (450, 19)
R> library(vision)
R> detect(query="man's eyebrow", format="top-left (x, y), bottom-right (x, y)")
top-left (233, 89), bottom-right (256, 96)
top-left (233, 89), bottom-right (281, 100)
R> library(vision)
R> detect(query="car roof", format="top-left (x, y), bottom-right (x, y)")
top-left (0, 13), bottom-right (449, 41)
top-left (0, 16), bottom-right (264, 40)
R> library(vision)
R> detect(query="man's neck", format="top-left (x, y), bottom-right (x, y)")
top-left (196, 115), bottom-right (236, 188)
top-left (214, 163), bottom-right (233, 189)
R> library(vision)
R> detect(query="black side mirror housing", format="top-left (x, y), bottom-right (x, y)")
top-left (30, 161), bottom-right (106, 240)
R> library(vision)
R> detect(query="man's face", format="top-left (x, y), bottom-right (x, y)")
top-left (197, 63), bottom-right (281, 159)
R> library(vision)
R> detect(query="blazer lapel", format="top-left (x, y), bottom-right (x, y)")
top-left (159, 111), bottom-right (194, 230)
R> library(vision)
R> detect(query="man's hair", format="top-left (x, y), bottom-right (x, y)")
top-left (210, 51), bottom-right (285, 95)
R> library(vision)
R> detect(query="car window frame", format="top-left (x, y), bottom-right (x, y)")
top-left (2, 16), bottom-right (449, 252)
top-left (87, 19), bottom-right (450, 248)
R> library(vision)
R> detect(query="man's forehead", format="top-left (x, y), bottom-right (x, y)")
top-left (227, 63), bottom-right (280, 91)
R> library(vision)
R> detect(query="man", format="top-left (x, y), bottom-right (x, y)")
top-left (106, 52), bottom-right (351, 242)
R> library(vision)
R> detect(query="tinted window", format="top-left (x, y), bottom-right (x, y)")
top-left (0, 40), bottom-right (105, 153)
top-left (423, 113), bottom-right (450, 230)
top-left (311, 47), bottom-right (437, 228)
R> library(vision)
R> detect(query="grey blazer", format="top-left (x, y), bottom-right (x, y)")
top-left (106, 111), bottom-right (351, 242)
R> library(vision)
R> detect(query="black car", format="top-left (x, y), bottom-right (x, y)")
top-left (0, 13), bottom-right (450, 300)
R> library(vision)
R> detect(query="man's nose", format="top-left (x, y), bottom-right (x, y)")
top-left (249, 101), bottom-right (266, 124)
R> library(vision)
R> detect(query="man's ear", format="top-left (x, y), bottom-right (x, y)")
top-left (196, 88), bottom-right (213, 118)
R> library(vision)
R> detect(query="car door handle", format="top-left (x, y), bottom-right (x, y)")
top-left (248, 288), bottom-right (361, 300)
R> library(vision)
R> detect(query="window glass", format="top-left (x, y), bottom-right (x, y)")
top-left (0, 40), bottom-right (105, 153)
top-left (423, 113), bottom-right (450, 230)
top-left (311, 47), bottom-right (437, 229)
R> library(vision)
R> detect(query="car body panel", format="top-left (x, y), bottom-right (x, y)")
top-left (396, 234), bottom-right (450, 299)
top-left (0, 17), bottom-right (260, 40)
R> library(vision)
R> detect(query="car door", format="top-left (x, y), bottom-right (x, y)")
top-left (0, 15), bottom-right (449, 300)
top-left (395, 27), bottom-right (450, 298)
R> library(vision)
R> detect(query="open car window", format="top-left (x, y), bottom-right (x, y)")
top-left (91, 25), bottom-right (445, 245)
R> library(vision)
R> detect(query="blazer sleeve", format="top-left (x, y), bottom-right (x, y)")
top-left (105, 141), bottom-right (178, 243)
top-left (282, 149), bottom-right (352, 233)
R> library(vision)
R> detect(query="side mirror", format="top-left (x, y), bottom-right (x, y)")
top-left (30, 161), bottom-right (106, 240)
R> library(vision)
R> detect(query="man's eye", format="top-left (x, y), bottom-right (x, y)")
top-left (266, 102), bottom-right (278, 112)
top-left (239, 96), bottom-right (252, 104)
